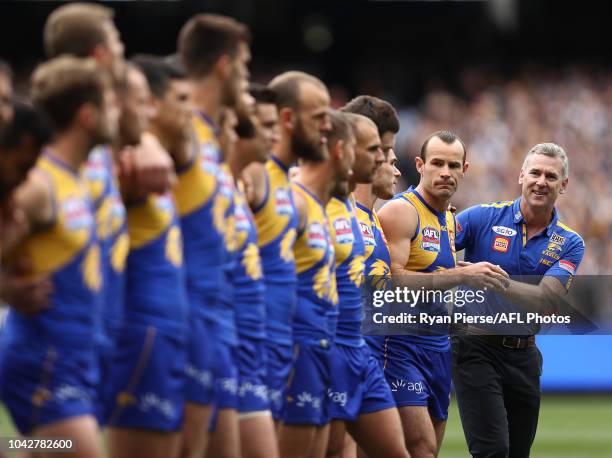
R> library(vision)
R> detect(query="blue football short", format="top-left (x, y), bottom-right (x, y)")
top-left (282, 341), bottom-right (331, 426)
top-left (237, 336), bottom-right (269, 413)
top-left (368, 336), bottom-right (452, 420)
top-left (184, 316), bottom-right (216, 406)
top-left (0, 340), bottom-right (98, 434)
top-left (265, 341), bottom-right (293, 420)
top-left (328, 343), bottom-right (396, 421)
top-left (105, 324), bottom-right (187, 431)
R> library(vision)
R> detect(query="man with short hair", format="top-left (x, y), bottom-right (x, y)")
top-left (103, 63), bottom-right (189, 458)
top-left (278, 109), bottom-right (353, 458)
top-left (178, 13), bottom-right (251, 458)
top-left (0, 55), bottom-right (118, 458)
top-left (371, 130), bottom-right (509, 458)
top-left (453, 142), bottom-right (585, 458)
top-left (242, 72), bottom-right (330, 429)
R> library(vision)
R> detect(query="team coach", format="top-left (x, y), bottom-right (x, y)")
top-left (452, 143), bottom-right (585, 458)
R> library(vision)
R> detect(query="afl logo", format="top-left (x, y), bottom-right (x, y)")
top-left (421, 226), bottom-right (440, 252)
top-left (333, 218), bottom-right (354, 244)
top-left (492, 226), bottom-right (517, 237)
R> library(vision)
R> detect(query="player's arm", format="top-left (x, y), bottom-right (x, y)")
top-left (119, 133), bottom-right (176, 204)
top-left (0, 170), bottom-right (54, 313)
top-left (242, 161), bottom-right (267, 209)
top-left (379, 199), bottom-right (509, 291)
top-left (292, 185), bottom-right (307, 234)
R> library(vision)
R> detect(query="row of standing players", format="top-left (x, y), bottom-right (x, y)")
top-left (0, 5), bottom-right (417, 458)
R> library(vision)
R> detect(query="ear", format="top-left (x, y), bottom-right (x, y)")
top-left (90, 43), bottom-right (110, 69)
top-left (213, 54), bottom-right (231, 80)
top-left (415, 156), bottom-right (424, 175)
top-left (559, 177), bottom-right (568, 194)
top-left (518, 168), bottom-right (525, 185)
top-left (76, 103), bottom-right (97, 130)
top-left (333, 139), bottom-right (344, 163)
top-left (462, 161), bottom-right (470, 176)
top-left (278, 107), bottom-right (295, 132)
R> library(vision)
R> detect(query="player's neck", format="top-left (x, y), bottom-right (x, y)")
top-left (191, 79), bottom-right (223, 126)
top-left (353, 183), bottom-right (376, 210)
top-left (415, 184), bottom-right (449, 213)
top-left (49, 130), bottom-right (93, 172)
top-left (297, 163), bottom-right (334, 205)
top-left (271, 135), bottom-right (295, 169)
top-left (228, 145), bottom-right (251, 179)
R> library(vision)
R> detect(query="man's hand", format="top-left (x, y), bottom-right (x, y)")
top-left (118, 134), bottom-right (176, 203)
top-left (0, 258), bottom-right (52, 315)
top-left (457, 260), bottom-right (510, 292)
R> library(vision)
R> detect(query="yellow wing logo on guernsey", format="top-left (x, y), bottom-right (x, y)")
top-left (368, 259), bottom-right (390, 290)
top-left (280, 228), bottom-right (297, 262)
top-left (225, 214), bottom-right (236, 252)
top-left (165, 226), bottom-right (183, 267)
top-left (242, 243), bottom-right (263, 280)
top-left (313, 264), bottom-right (337, 304)
top-left (348, 255), bottom-right (365, 287)
top-left (212, 196), bottom-right (225, 235)
top-left (111, 232), bottom-right (130, 273)
top-left (82, 244), bottom-right (102, 292)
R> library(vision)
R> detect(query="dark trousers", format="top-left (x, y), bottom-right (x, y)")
top-left (451, 335), bottom-right (542, 458)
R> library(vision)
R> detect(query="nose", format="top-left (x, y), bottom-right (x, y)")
top-left (394, 165), bottom-right (401, 178)
top-left (535, 173), bottom-right (547, 187)
top-left (375, 147), bottom-right (384, 166)
top-left (440, 164), bottom-right (451, 178)
top-left (322, 113), bottom-right (332, 133)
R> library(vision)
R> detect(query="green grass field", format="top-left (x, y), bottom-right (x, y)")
top-left (441, 395), bottom-right (612, 458)
top-left (1, 395), bottom-right (611, 457)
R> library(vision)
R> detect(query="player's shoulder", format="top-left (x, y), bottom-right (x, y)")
top-left (553, 220), bottom-right (585, 248)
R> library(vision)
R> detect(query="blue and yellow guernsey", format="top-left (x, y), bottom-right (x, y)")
top-left (125, 190), bottom-right (188, 334)
top-left (233, 180), bottom-right (265, 340)
top-left (390, 188), bottom-right (456, 351)
top-left (292, 182), bottom-right (338, 345)
top-left (327, 196), bottom-right (365, 347)
top-left (356, 202), bottom-right (391, 289)
top-left (173, 112), bottom-right (237, 344)
top-left (253, 156), bottom-right (298, 345)
top-left (5, 153), bottom-right (101, 348)
top-left (82, 146), bottom-right (128, 338)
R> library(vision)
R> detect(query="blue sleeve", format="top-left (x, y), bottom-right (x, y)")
top-left (455, 205), bottom-right (482, 252)
top-left (544, 235), bottom-right (585, 290)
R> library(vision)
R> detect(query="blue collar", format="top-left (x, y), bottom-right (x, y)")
top-left (512, 197), bottom-right (558, 236)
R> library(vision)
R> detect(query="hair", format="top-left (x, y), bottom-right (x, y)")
top-left (178, 14), bottom-right (250, 79)
top-left (420, 130), bottom-right (467, 163)
top-left (327, 110), bottom-right (354, 150)
top-left (341, 95), bottom-right (399, 136)
top-left (268, 71), bottom-right (326, 111)
top-left (0, 100), bottom-right (51, 151)
top-left (31, 56), bottom-right (110, 132)
top-left (44, 3), bottom-right (114, 58)
top-left (249, 82), bottom-right (277, 105)
top-left (131, 54), bottom-right (185, 99)
top-left (522, 142), bottom-right (569, 179)
top-left (0, 59), bottom-right (13, 82)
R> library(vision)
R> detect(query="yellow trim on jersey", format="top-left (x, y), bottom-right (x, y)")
top-left (481, 201), bottom-right (514, 208)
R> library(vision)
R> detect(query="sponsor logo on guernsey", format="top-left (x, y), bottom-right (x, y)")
top-left (217, 170), bottom-right (234, 198)
top-left (550, 233), bottom-right (566, 246)
top-left (234, 204), bottom-right (250, 233)
top-left (199, 144), bottom-right (219, 174)
top-left (540, 258), bottom-right (553, 267)
top-left (492, 226), bottom-right (517, 237)
top-left (154, 193), bottom-right (174, 213)
top-left (307, 222), bottom-right (328, 249)
top-left (359, 221), bottom-right (376, 246)
top-left (62, 197), bottom-right (93, 231)
top-left (421, 226), bottom-right (440, 252)
top-left (559, 260), bottom-right (576, 275)
top-left (492, 236), bottom-right (510, 253)
top-left (83, 150), bottom-right (107, 181)
top-left (333, 218), bottom-right (354, 244)
top-left (274, 187), bottom-right (294, 216)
